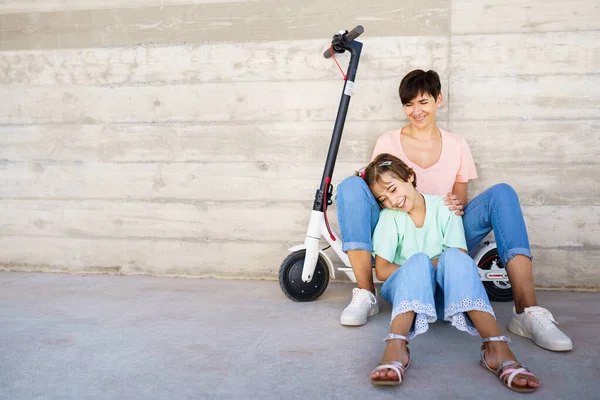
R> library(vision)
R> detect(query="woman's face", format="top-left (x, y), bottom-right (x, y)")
top-left (403, 91), bottom-right (442, 129)
top-left (370, 171), bottom-right (417, 212)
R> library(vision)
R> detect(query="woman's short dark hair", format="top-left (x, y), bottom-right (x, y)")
top-left (398, 69), bottom-right (441, 105)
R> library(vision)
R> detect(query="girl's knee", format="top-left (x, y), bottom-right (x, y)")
top-left (440, 247), bottom-right (463, 259)
top-left (439, 248), bottom-right (470, 266)
top-left (439, 249), bottom-right (477, 275)
top-left (403, 253), bottom-right (433, 275)
top-left (406, 252), bottom-right (431, 266)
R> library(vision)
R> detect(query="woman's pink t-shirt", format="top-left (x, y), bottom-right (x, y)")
top-left (371, 128), bottom-right (477, 196)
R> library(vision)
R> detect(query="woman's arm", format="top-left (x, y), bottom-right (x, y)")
top-left (444, 181), bottom-right (468, 216)
top-left (374, 255), bottom-right (400, 281)
top-left (452, 181), bottom-right (468, 205)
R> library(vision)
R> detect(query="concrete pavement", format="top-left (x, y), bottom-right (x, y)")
top-left (1, 271), bottom-right (599, 400)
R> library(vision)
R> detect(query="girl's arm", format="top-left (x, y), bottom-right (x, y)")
top-left (374, 255), bottom-right (400, 281)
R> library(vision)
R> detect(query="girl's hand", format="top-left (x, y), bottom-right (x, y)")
top-left (444, 192), bottom-right (464, 216)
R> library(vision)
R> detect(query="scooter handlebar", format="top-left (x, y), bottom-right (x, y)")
top-left (345, 25), bottom-right (364, 42)
top-left (323, 25), bottom-right (364, 58)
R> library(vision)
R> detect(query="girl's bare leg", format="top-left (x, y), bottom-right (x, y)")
top-left (468, 311), bottom-right (539, 389)
top-left (371, 312), bottom-right (413, 382)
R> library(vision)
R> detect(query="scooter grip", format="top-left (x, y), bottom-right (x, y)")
top-left (323, 25), bottom-right (364, 58)
top-left (345, 25), bottom-right (364, 42)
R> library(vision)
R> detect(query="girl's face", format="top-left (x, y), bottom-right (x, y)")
top-left (403, 91), bottom-right (442, 129)
top-left (370, 171), bottom-right (417, 212)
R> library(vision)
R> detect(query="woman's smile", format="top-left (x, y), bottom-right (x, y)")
top-left (412, 114), bottom-right (426, 123)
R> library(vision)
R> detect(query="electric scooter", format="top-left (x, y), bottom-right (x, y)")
top-left (278, 26), bottom-right (513, 303)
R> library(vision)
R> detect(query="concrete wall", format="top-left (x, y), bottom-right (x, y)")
top-left (0, 0), bottom-right (599, 288)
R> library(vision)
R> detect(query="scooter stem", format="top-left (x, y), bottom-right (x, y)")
top-left (313, 40), bottom-right (362, 213)
top-left (302, 38), bottom-right (363, 283)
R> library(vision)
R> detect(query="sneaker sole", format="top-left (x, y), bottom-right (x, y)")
top-left (508, 318), bottom-right (573, 352)
top-left (340, 304), bottom-right (380, 327)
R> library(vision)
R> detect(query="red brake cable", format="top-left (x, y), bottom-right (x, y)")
top-left (330, 45), bottom-right (347, 81)
top-left (323, 177), bottom-right (336, 241)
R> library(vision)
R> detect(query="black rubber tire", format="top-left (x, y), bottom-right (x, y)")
top-left (478, 248), bottom-right (513, 302)
top-left (278, 250), bottom-right (329, 302)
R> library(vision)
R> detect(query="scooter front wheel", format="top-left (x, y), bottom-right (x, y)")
top-left (278, 250), bottom-right (329, 302)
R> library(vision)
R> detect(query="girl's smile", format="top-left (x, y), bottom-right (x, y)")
top-left (395, 196), bottom-right (407, 209)
top-left (371, 172), bottom-right (417, 213)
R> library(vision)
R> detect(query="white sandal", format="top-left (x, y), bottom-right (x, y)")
top-left (480, 335), bottom-right (539, 393)
top-left (370, 334), bottom-right (411, 386)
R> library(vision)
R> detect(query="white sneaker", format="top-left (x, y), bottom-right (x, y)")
top-left (507, 306), bottom-right (573, 351)
top-left (340, 288), bottom-right (379, 326)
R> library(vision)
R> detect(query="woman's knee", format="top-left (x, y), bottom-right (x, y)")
top-left (336, 176), bottom-right (378, 211)
top-left (336, 176), bottom-right (379, 248)
top-left (489, 183), bottom-right (519, 203)
top-left (337, 175), bottom-right (369, 199)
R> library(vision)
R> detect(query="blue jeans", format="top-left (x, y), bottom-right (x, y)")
top-left (380, 249), bottom-right (495, 339)
top-left (335, 176), bottom-right (532, 266)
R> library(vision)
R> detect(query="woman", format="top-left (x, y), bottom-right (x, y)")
top-left (335, 69), bottom-right (572, 354)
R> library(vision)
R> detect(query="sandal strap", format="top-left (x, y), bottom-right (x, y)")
top-left (497, 360), bottom-right (530, 376)
top-left (497, 360), bottom-right (520, 373)
top-left (373, 362), bottom-right (405, 383)
top-left (480, 348), bottom-right (490, 371)
top-left (500, 366), bottom-right (534, 389)
top-left (374, 359), bottom-right (410, 374)
top-left (480, 336), bottom-right (512, 373)
top-left (482, 335), bottom-right (510, 344)
top-left (385, 333), bottom-right (409, 343)
top-left (479, 349), bottom-right (538, 392)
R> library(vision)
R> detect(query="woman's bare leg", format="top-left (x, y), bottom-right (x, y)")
top-left (348, 250), bottom-right (375, 294)
top-left (505, 255), bottom-right (537, 313)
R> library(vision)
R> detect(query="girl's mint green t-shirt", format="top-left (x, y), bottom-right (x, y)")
top-left (372, 194), bottom-right (467, 265)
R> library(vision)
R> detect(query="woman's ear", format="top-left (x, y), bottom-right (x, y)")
top-left (436, 93), bottom-right (443, 108)
top-left (408, 173), bottom-right (415, 183)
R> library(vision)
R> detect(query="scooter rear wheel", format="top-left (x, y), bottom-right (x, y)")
top-left (478, 248), bottom-right (513, 302)
top-left (279, 250), bottom-right (329, 302)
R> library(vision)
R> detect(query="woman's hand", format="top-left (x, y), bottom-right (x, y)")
top-left (444, 192), bottom-right (464, 216)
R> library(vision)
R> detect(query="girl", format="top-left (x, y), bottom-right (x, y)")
top-left (364, 153), bottom-right (539, 393)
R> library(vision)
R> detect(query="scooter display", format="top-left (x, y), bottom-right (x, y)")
top-left (278, 26), bottom-right (513, 303)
